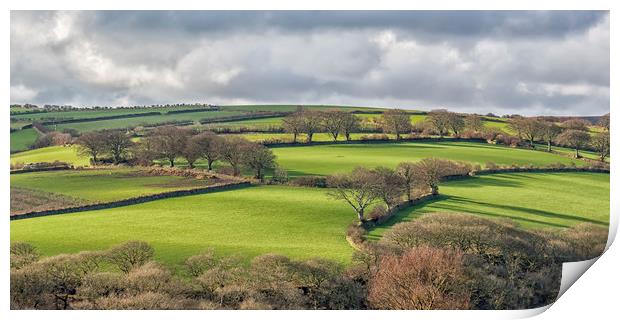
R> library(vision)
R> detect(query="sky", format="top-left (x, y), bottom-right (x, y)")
top-left (10, 11), bottom-right (610, 116)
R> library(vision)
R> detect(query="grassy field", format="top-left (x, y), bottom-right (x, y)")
top-left (271, 141), bottom-right (588, 176)
top-left (10, 129), bottom-right (39, 152)
top-left (48, 110), bottom-right (244, 133)
top-left (10, 185), bottom-right (356, 265)
top-left (367, 172), bottom-right (609, 239)
top-left (10, 146), bottom-right (90, 167)
top-left (10, 106), bottom-right (215, 121)
top-left (10, 172), bottom-right (609, 266)
top-left (10, 168), bottom-right (213, 203)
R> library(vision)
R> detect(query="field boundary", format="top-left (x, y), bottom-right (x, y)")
top-left (10, 181), bottom-right (252, 221)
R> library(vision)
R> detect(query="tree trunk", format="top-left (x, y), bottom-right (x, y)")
top-left (431, 185), bottom-right (439, 196)
top-left (396, 132), bottom-right (401, 140)
top-left (293, 133), bottom-right (297, 143)
top-left (406, 186), bottom-right (412, 201)
top-left (188, 161), bottom-right (194, 169)
top-left (307, 133), bottom-right (313, 143)
top-left (547, 141), bottom-right (551, 152)
top-left (575, 148), bottom-right (580, 158)
top-left (357, 210), bottom-right (364, 222)
top-left (207, 159), bottom-right (214, 171)
top-left (345, 132), bottom-right (351, 141)
top-left (169, 158), bottom-right (175, 167)
top-left (332, 132), bottom-right (338, 142)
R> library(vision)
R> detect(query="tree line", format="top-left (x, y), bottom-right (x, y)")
top-left (76, 127), bottom-right (276, 181)
top-left (328, 158), bottom-right (472, 222)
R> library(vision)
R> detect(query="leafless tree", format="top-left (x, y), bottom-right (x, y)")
top-left (242, 143), bottom-right (276, 181)
top-left (149, 126), bottom-right (191, 167)
top-left (321, 110), bottom-right (347, 142)
top-left (445, 112), bottom-right (465, 136)
top-left (103, 130), bottom-right (134, 164)
top-left (373, 167), bottom-right (405, 210)
top-left (299, 110), bottom-right (324, 143)
top-left (189, 132), bottom-right (222, 171)
top-left (591, 131), bottom-right (610, 162)
top-left (426, 110), bottom-right (451, 137)
top-left (598, 113), bottom-right (610, 131)
top-left (561, 118), bottom-right (591, 131)
top-left (283, 112), bottom-right (304, 143)
top-left (540, 121), bottom-right (563, 152)
top-left (217, 136), bottom-right (251, 176)
top-left (327, 167), bottom-right (381, 222)
top-left (464, 114), bottom-right (484, 132)
top-left (396, 162), bottom-right (417, 202)
top-left (556, 129), bottom-right (591, 158)
top-left (380, 109), bottom-right (412, 140)
top-left (76, 131), bottom-right (106, 163)
top-left (413, 158), bottom-right (451, 195)
top-left (340, 113), bottom-right (361, 141)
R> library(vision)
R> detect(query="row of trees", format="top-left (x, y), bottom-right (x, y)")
top-left (327, 158), bottom-right (471, 222)
top-left (77, 127), bottom-right (277, 180)
top-left (283, 109), bottom-right (361, 142)
top-left (508, 115), bottom-right (610, 160)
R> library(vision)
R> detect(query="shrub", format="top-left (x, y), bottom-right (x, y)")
top-left (106, 241), bottom-right (154, 273)
top-left (367, 246), bottom-right (470, 310)
top-left (367, 205), bottom-right (389, 220)
top-left (10, 242), bottom-right (40, 269)
top-left (289, 176), bottom-right (327, 188)
top-left (76, 272), bottom-right (126, 302)
top-left (271, 166), bottom-right (289, 184)
top-left (359, 134), bottom-right (390, 141)
top-left (185, 250), bottom-right (218, 277)
top-left (125, 262), bottom-right (190, 296)
top-left (90, 292), bottom-right (195, 310)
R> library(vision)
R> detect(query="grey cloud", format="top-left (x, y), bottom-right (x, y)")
top-left (10, 10), bottom-right (610, 116)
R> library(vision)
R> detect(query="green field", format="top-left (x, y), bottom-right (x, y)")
top-left (49, 110), bottom-right (245, 133)
top-left (10, 146), bottom-right (90, 167)
top-left (10, 168), bottom-right (212, 203)
top-left (10, 106), bottom-right (214, 121)
top-left (10, 172), bottom-right (609, 266)
top-left (271, 141), bottom-right (587, 176)
top-left (10, 185), bottom-right (356, 265)
top-left (10, 129), bottom-right (39, 152)
top-left (367, 172), bottom-right (609, 239)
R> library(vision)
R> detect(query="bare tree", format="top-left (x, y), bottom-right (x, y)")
top-left (464, 114), bottom-right (484, 132)
top-left (217, 136), bottom-right (250, 176)
top-left (299, 110), bottom-right (324, 143)
top-left (189, 132), bottom-right (222, 171)
top-left (242, 143), bottom-right (276, 181)
top-left (561, 118), bottom-right (591, 131)
top-left (76, 131), bottom-right (106, 163)
top-left (591, 131), bottom-right (610, 162)
top-left (396, 162), bottom-right (417, 202)
top-left (445, 112), bottom-right (465, 136)
top-left (102, 130), bottom-right (134, 164)
top-left (598, 113), bottom-right (610, 131)
top-left (149, 126), bottom-right (191, 167)
top-left (327, 167), bottom-right (380, 222)
top-left (380, 109), bottom-right (412, 140)
top-left (341, 113), bottom-right (360, 141)
top-left (321, 110), bottom-right (347, 142)
top-left (106, 241), bottom-right (154, 273)
top-left (540, 121), bottom-right (563, 152)
top-left (180, 138), bottom-right (202, 168)
top-left (282, 112), bottom-right (304, 143)
top-left (373, 167), bottom-right (406, 210)
top-left (426, 110), bottom-right (451, 137)
top-left (413, 158), bottom-right (450, 195)
top-left (556, 129), bottom-right (591, 158)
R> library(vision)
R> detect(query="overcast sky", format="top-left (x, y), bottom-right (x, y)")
top-left (10, 11), bottom-right (609, 116)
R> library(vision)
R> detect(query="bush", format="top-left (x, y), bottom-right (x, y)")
top-left (106, 241), bottom-right (154, 273)
top-left (289, 176), bottom-right (327, 188)
top-left (10, 242), bottom-right (40, 269)
top-left (185, 250), bottom-right (218, 277)
top-left (270, 166), bottom-right (289, 184)
top-left (359, 134), bottom-right (390, 141)
top-left (368, 246), bottom-right (470, 310)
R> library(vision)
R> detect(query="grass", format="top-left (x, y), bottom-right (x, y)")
top-left (10, 129), bottom-right (39, 152)
top-left (367, 172), bottom-right (610, 239)
top-left (10, 146), bottom-right (90, 167)
top-left (10, 185), bottom-right (356, 265)
top-left (50, 110), bottom-right (245, 132)
top-left (10, 106), bottom-right (214, 121)
top-left (271, 141), bottom-right (588, 176)
top-left (10, 168), bottom-right (213, 203)
top-left (10, 172), bottom-right (609, 266)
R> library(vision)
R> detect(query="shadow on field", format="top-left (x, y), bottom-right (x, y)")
top-left (445, 175), bottom-right (525, 188)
